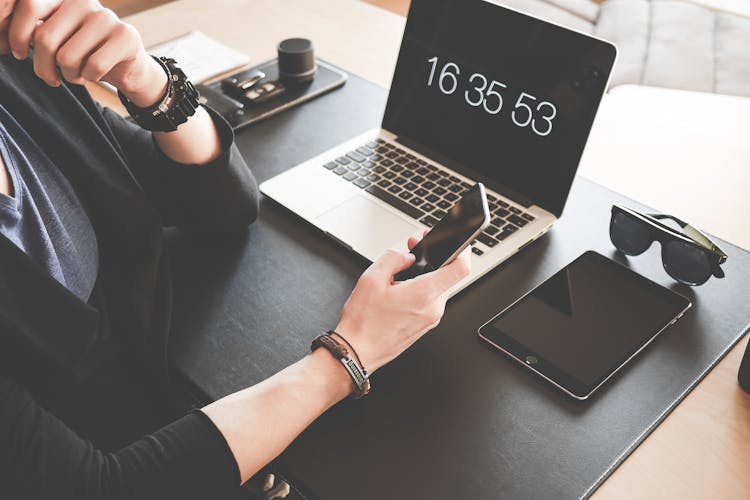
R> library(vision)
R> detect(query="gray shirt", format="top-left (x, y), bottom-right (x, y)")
top-left (0, 104), bottom-right (98, 301)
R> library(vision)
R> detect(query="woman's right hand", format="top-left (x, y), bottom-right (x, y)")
top-left (335, 235), bottom-right (471, 373)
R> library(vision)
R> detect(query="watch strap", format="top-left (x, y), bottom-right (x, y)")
top-left (118, 56), bottom-right (200, 132)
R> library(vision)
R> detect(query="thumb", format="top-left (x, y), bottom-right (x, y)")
top-left (369, 249), bottom-right (415, 278)
top-left (414, 247), bottom-right (471, 297)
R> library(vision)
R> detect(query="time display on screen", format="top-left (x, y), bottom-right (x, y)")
top-left (426, 56), bottom-right (557, 137)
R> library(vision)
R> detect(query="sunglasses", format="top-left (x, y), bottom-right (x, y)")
top-left (609, 205), bottom-right (727, 286)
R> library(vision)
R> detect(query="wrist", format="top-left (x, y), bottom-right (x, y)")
top-left (120, 53), bottom-right (169, 108)
top-left (335, 323), bottom-right (375, 372)
top-left (307, 348), bottom-right (353, 405)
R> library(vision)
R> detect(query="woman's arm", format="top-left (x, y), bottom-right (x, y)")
top-left (4, 0), bottom-right (261, 232)
top-left (6, 0), bottom-right (224, 166)
top-left (204, 239), bottom-right (471, 483)
top-left (1, 244), bottom-right (469, 497)
top-left (0, 376), bottom-right (240, 500)
top-left (203, 348), bottom-right (352, 483)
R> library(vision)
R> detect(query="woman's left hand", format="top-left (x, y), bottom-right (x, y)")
top-left (1, 0), bottom-right (167, 106)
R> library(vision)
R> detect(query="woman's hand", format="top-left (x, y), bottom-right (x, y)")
top-left (1, 0), bottom-right (167, 107)
top-left (336, 233), bottom-right (471, 373)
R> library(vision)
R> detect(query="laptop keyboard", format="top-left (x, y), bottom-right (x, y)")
top-left (323, 138), bottom-right (535, 254)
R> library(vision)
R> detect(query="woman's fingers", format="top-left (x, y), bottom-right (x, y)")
top-left (55, 8), bottom-right (117, 84)
top-left (407, 246), bottom-right (472, 299)
top-left (80, 21), bottom-right (139, 84)
top-left (407, 229), bottom-right (429, 251)
top-left (0, 15), bottom-right (11, 55)
top-left (8, 0), bottom-right (59, 60)
top-left (31, 0), bottom-right (96, 85)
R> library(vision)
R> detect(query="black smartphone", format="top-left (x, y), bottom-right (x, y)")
top-left (395, 183), bottom-right (490, 281)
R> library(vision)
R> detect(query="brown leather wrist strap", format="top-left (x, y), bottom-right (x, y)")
top-left (328, 330), bottom-right (364, 368)
top-left (311, 333), bottom-right (371, 399)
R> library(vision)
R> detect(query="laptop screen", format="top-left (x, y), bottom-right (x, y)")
top-left (382, 0), bottom-right (616, 217)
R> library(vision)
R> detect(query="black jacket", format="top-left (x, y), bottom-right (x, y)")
top-left (0, 56), bottom-right (256, 498)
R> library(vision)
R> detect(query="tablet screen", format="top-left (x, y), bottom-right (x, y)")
top-left (479, 251), bottom-right (691, 399)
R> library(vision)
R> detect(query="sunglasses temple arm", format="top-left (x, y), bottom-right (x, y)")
top-left (649, 213), bottom-right (727, 259)
top-left (648, 213), bottom-right (689, 228)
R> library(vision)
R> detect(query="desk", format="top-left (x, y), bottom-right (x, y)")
top-left (121, 1), bottom-right (750, 497)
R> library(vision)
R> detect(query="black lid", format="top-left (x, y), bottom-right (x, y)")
top-left (278, 38), bottom-right (316, 83)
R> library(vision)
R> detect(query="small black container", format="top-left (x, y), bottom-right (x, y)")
top-left (739, 337), bottom-right (750, 393)
top-left (278, 38), bottom-right (316, 85)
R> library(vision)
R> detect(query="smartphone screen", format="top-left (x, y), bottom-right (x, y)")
top-left (396, 183), bottom-right (489, 281)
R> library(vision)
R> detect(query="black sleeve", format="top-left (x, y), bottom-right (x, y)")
top-left (99, 104), bottom-right (260, 233)
top-left (0, 377), bottom-right (241, 500)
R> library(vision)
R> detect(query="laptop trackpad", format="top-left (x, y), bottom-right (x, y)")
top-left (315, 195), bottom-right (419, 258)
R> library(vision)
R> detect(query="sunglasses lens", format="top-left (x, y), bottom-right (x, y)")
top-left (663, 239), bottom-right (713, 285)
top-left (610, 212), bottom-right (652, 255)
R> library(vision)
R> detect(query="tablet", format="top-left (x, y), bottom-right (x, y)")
top-left (478, 251), bottom-right (691, 400)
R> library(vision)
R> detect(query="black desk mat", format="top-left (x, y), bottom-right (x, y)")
top-left (167, 70), bottom-right (750, 499)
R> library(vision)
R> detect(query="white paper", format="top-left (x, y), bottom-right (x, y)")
top-left (148, 31), bottom-right (251, 83)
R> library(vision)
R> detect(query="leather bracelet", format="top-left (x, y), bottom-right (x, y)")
top-left (311, 333), bottom-right (371, 399)
top-left (328, 330), bottom-right (364, 369)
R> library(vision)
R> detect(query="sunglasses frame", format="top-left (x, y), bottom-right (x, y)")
top-left (610, 205), bottom-right (727, 285)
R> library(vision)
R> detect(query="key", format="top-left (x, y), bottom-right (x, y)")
top-left (477, 234), bottom-right (498, 247)
top-left (420, 215), bottom-right (439, 227)
top-left (507, 214), bottom-right (528, 227)
top-left (347, 151), bottom-right (366, 163)
top-left (365, 186), bottom-right (422, 219)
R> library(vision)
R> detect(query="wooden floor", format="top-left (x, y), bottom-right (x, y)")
top-left (102, 0), bottom-right (174, 17)
top-left (105, 0), bottom-right (409, 18)
top-left (364, 0), bottom-right (410, 16)
top-left (105, 0), bottom-right (410, 18)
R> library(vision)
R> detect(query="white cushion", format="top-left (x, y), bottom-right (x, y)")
top-left (595, 0), bottom-right (750, 97)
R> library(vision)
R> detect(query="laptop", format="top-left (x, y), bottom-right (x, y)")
top-left (261, 0), bottom-right (617, 294)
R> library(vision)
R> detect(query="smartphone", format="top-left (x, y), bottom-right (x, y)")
top-left (395, 183), bottom-right (490, 281)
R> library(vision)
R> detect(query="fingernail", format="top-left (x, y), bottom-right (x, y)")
top-left (11, 50), bottom-right (21, 60)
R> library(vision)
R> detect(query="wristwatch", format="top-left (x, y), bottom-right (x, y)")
top-left (118, 56), bottom-right (200, 132)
